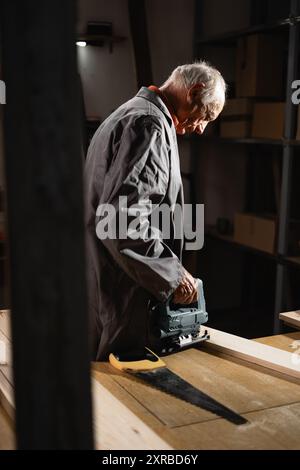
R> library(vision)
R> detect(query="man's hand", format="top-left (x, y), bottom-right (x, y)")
top-left (173, 269), bottom-right (198, 304)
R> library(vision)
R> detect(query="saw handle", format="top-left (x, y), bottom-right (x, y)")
top-left (109, 347), bottom-right (166, 372)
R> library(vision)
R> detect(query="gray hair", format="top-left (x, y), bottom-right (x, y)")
top-left (165, 60), bottom-right (226, 106)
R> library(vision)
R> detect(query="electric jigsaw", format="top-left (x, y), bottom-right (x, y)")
top-left (109, 278), bottom-right (247, 425)
top-left (149, 278), bottom-right (210, 354)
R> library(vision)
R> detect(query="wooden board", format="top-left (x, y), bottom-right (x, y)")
top-left (0, 339), bottom-right (5, 365)
top-left (279, 310), bottom-right (300, 330)
top-left (0, 364), bottom-right (14, 420)
top-left (0, 310), bottom-right (11, 365)
top-left (0, 405), bottom-right (15, 450)
top-left (92, 371), bottom-right (171, 450)
top-left (255, 331), bottom-right (300, 351)
top-left (159, 402), bottom-right (300, 450)
top-left (1, 315), bottom-right (300, 449)
top-left (91, 344), bottom-right (300, 450)
top-left (0, 331), bottom-right (12, 366)
top-left (0, 310), bottom-right (11, 339)
top-left (203, 327), bottom-right (300, 380)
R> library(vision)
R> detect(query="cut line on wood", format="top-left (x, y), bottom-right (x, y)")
top-left (204, 327), bottom-right (300, 380)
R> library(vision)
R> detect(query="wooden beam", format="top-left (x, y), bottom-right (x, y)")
top-left (204, 327), bottom-right (300, 380)
top-left (0, 0), bottom-right (93, 449)
top-left (128, 0), bottom-right (153, 88)
top-left (279, 311), bottom-right (300, 330)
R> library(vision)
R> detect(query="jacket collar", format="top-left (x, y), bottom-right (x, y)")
top-left (136, 87), bottom-right (174, 127)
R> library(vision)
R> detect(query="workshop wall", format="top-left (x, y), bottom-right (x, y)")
top-left (77, 0), bottom-right (195, 120)
top-left (196, 0), bottom-right (252, 226)
top-left (77, 0), bottom-right (136, 120)
top-left (145, 0), bottom-right (194, 85)
top-left (201, 0), bottom-right (251, 36)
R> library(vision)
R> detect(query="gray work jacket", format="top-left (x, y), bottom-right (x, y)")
top-left (84, 87), bottom-right (185, 360)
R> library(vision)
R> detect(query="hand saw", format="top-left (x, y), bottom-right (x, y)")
top-left (109, 347), bottom-right (248, 425)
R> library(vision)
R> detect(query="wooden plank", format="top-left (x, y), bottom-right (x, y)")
top-left (279, 310), bottom-right (300, 329)
top-left (0, 333), bottom-right (8, 365)
top-left (161, 402), bottom-right (300, 450)
top-left (0, 310), bottom-right (10, 339)
top-left (0, 366), bottom-right (14, 420)
top-left (92, 370), bottom-right (171, 450)
top-left (110, 347), bottom-right (300, 427)
top-left (204, 327), bottom-right (300, 380)
top-left (255, 331), bottom-right (300, 352)
top-left (2, 332), bottom-right (300, 449)
top-left (0, 405), bottom-right (15, 450)
top-left (1, 0), bottom-right (93, 449)
top-left (91, 349), bottom-right (300, 450)
top-left (0, 310), bottom-right (11, 364)
top-left (0, 340), bottom-right (5, 365)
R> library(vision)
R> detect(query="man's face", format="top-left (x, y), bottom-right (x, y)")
top-left (175, 101), bottom-right (222, 135)
top-left (175, 84), bottom-right (224, 135)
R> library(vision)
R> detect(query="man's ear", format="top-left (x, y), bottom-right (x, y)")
top-left (187, 83), bottom-right (205, 105)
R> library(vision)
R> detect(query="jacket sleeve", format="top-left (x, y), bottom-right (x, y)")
top-left (97, 117), bottom-right (185, 302)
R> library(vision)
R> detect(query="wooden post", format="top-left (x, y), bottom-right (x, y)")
top-left (128, 0), bottom-right (153, 88)
top-left (0, 0), bottom-right (93, 449)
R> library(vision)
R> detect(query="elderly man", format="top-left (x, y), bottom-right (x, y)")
top-left (85, 61), bottom-right (226, 360)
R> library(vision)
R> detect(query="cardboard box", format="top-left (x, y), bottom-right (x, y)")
top-left (236, 34), bottom-right (284, 98)
top-left (252, 102), bottom-right (285, 139)
top-left (252, 216), bottom-right (277, 253)
top-left (234, 213), bottom-right (254, 247)
top-left (234, 213), bottom-right (276, 254)
top-left (222, 98), bottom-right (254, 118)
top-left (220, 119), bottom-right (251, 138)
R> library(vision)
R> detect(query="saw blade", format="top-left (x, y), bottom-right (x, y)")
top-left (133, 367), bottom-right (247, 425)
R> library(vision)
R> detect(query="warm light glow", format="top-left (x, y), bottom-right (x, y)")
top-left (76, 41), bottom-right (87, 47)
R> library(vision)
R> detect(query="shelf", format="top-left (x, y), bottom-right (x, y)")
top-left (285, 256), bottom-right (300, 267)
top-left (196, 16), bottom-right (299, 46)
top-left (205, 227), bottom-right (278, 260)
top-left (205, 227), bottom-right (300, 270)
top-left (288, 140), bottom-right (300, 146)
top-left (77, 34), bottom-right (126, 52)
top-left (199, 136), bottom-right (300, 146)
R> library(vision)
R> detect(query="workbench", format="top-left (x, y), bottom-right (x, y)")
top-left (92, 331), bottom-right (300, 450)
top-left (1, 307), bottom-right (300, 450)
